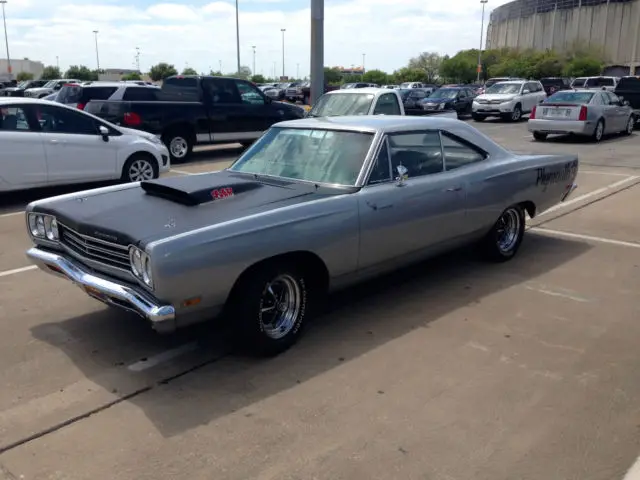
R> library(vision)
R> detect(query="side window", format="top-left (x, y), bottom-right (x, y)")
top-left (0, 106), bottom-right (31, 131)
top-left (123, 87), bottom-right (159, 101)
top-left (607, 92), bottom-right (621, 104)
top-left (440, 132), bottom-right (487, 171)
top-left (591, 93), bottom-right (603, 105)
top-left (367, 140), bottom-right (392, 185)
top-left (236, 81), bottom-right (265, 105)
top-left (373, 93), bottom-right (401, 115)
top-left (524, 82), bottom-right (535, 93)
top-left (387, 131), bottom-right (443, 178)
top-left (458, 90), bottom-right (467, 98)
top-left (34, 105), bottom-right (99, 135)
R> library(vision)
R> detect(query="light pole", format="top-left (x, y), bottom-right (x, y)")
top-left (0, 0), bottom-right (11, 76)
top-left (235, 0), bottom-right (240, 73)
top-left (296, 63), bottom-right (299, 79)
top-left (362, 53), bottom-right (365, 74)
top-left (310, 0), bottom-right (324, 105)
top-left (252, 45), bottom-right (256, 76)
top-left (92, 30), bottom-right (100, 70)
top-left (56, 56), bottom-right (59, 69)
top-left (273, 61), bottom-right (276, 80)
top-left (219, 60), bottom-right (222, 73)
top-left (280, 28), bottom-right (287, 79)
top-left (477, 0), bottom-right (488, 83)
top-left (135, 47), bottom-right (140, 72)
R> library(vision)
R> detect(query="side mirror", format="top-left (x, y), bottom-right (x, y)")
top-left (99, 125), bottom-right (109, 141)
top-left (623, 100), bottom-right (630, 106)
top-left (395, 164), bottom-right (408, 186)
top-left (522, 89), bottom-right (530, 94)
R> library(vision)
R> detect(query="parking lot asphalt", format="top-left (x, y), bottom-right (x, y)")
top-left (1, 119), bottom-right (639, 480)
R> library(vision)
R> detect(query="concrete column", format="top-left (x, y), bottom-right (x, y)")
top-left (602, 0), bottom-right (610, 58)
top-left (310, 0), bottom-right (324, 106)
top-left (631, 0), bottom-right (640, 64)
top-left (550, 1), bottom-right (557, 49)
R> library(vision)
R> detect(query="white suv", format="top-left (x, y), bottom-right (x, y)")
top-left (472, 80), bottom-right (546, 122)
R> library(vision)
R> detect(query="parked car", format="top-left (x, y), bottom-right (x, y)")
top-left (24, 79), bottom-right (81, 98)
top-left (472, 80), bottom-right (546, 122)
top-left (84, 75), bottom-right (306, 162)
top-left (0, 79), bottom-right (48, 97)
top-left (0, 97), bottom-right (169, 192)
top-left (571, 76), bottom-right (618, 91)
top-left (477, 77), bottom-right (525, 95)
top-left (421, 87), bottom-right (476, 118)
top-left (340, 82), bottom-right (378, 89)
top-left (381, 85), bottom-right (399, 89)
top-left (527, 89), bottom-right (635, 142)
top-left (614, 76), bottom-right (640, 121)
top-left (397, 88), bottom-right (434, 115)
top-left (540, 77), bottom-right (572, 96)
top-left (56, 82), bottom-right (159, 110)
top-left (24, 115), bottom-right (580, 356)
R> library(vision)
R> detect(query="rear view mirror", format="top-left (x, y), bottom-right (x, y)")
top-left (522, 89), bottom-right (530, 94)
top-left (623, 100), bottom-right (630, 106)
top-left (99, 125), bottom-right (109, 141)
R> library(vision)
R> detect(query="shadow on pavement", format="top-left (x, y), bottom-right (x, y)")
top-left (31, 232), bottom-right (591, 438)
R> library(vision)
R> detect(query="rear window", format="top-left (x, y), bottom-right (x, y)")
top-left (123, 87), bottom-right (160, 101)
top-left (572, 78), bottom-right (586, 87)
top-left (545, 91), bottom-right (594, 103)
top-left (161, 77), bottom-right (199, 101)
top-left (57, 85), bottom-right (118, 104)
top-left (585, 77), bottom-right (614, 87)
top-left (616, 77), bottom-right (640, 90)
top-left (83, 86), bottom-right (118, 102)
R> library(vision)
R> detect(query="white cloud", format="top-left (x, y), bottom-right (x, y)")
top-left (0, 0), bottom-right (513, 77)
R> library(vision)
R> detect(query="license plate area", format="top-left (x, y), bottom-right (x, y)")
top-left (543, 107), bottom-right (571, 118)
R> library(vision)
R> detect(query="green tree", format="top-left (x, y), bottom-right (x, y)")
top-left (323, 67), bottom-right (342, 85)
top-left (393, 67), bottom-right (425, 83)
top-left (122, 72), bottom-right (142, 81)
top-left (64, 65), bottom-right (97, 81)
top-left (208, 70), bottom-right (222, 76)
top-left (408, 52), bottom-right (443, 83)
top-left (149, 63), bottom-right (178, 81)
top-left (251, 74), bottom-right (266, 84)
top-left (41, 66), bottom-right (61, 80)
top-left (182, 67), bottom-right (198, 75)
top-left (440, 55), bottom-right (476, 83)
top-left (563, 57), bottom-right (602, 77)
top-left (17, 71), bottom-right (34, 81)
top-left (362, 69), bottom-right (388, 85)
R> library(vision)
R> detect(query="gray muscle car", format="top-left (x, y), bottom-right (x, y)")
top-left (25, 116), bottom-right (579, 356)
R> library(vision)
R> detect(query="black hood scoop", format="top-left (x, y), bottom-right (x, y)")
top-left (140, 174), bottom-right (265, 206)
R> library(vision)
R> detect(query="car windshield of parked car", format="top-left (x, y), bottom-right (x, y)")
top-left (428, 89), bottom-right (458, 99)
top-left (308, 93), bottom-right (374, 117)
top-left (229, 127), bottom-right (374, 186)
top-left (485, 83), bottom-right (521, 94)
top-left (545, 91), bottom-right (594, 104)
top-left (43, 80), bottom-right (58, 89)
top-left (396, 89), bottom-right (412, 100)
top-left (572, 78), bottom-right (586, 87)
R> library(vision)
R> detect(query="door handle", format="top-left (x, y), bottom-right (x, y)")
top-left (366, 201), bottom-right (393, 211)
top-left (445, 186), bottom-right (462, 192)
top-left (49, 139), bottom-right (66, 145)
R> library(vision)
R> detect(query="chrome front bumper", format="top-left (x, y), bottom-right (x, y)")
top-left (27, 247), bottom-right (176, 331)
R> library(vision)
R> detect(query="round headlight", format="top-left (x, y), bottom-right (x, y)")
top-left (142, 255), bottom-right (153, 286)
top-left (130, 248), bottom-right (143, 277)
top-left (44, 216), bottom-right (59, 241)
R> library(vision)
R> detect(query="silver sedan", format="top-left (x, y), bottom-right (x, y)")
top-left (528, 89), bottom-right (636, 142)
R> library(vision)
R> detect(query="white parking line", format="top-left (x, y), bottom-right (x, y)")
top-left (127, 342), bottom-right (199, 372)
top-left (0, 211), bottom-right (23, 218)
top-left (169, 169), bottom-right (195, 176)
top-left (623, 456), bottom-right (640, 479)
top-left (0, 265), bottom-right (37, 278)
top-left (531, 227), bottom-right (640, 249)
top-left (581, 170), bottom-right (634, 177)
top-left (539, 176), bottom-right (639, 216)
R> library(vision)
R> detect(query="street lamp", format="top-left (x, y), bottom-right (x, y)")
top-left (56, 56), bottom-right (59, 69)
top-left (235, 0), bottom-right (240, 73)
top-left (219, 59), bottom-right (222, 73)
top-left (296, 63), bottom-right (299, 79)
top-left (280, 28), bottom-right (286, 78)
top-left (135, 47), bottom-right (140, 72)
top-left (362, 53), bottom-right (365, 74)
top-left (92, 30), bottom-right (100, 70)
top-left (0, 0), bottom-right (11, 76)
top-left (252, 45), bottom-right (256, 76)
top-left (477, 0), bottom-right (488, 83)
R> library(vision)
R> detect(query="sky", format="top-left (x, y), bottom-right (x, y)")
top-left (2, 0), bottom-right (512, 78)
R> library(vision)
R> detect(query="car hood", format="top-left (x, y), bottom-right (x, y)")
top-left (118, 126), bottom-right (161, 142)
top-left (2, 87), bottom-right (22, 92)
top-left (475, 93), bottom-right (517, 102)
top-left (422, 98), bottom-right (452, 104)
top-left (25, 87), bottom-right (52, 93)
top-left (31, 170), bottom-right (354, 246)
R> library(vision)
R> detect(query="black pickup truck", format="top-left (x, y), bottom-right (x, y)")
top-left (85, 75), bottom-right (306, 162)
top-left (614, 76), bottom-right (640, 125)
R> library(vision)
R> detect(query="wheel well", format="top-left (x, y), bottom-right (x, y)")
top-left (124, 150), bottom-right (158, 168)
top-left (519, 201), bottom-right (536, 219)
top-left (228, 251), bottom-right (330, 302)
top-left (163, 123), bottom-right (195, 143)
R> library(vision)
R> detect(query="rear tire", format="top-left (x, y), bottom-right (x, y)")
top-left (624, 115), bottom-right (634, 135)
top-left (228, 262), bottom-right (310, 357)
top-left (592, 119), bottom-right (605, 142)
top-left (481, 205), bottom-right (526, 262)
top-left (533, 131), bottom-right (547, 141)
top-left (163, 130), bottom-right (194, 163)
top-left (472, 113), bottom-right (485, 122)
top-left (121, 153), bottom-right (159, 183)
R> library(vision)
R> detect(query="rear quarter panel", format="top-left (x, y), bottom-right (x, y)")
top-left (145, 194), bottom-right (360, 315)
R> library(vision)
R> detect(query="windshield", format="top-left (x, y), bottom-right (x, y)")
top-left (485, 83), bottom-right (522, 94)
top-left (396, 89), bottom-right (411, 99)
top-left (428, 89), bottom-right (458, 99)
top-left (17, 81), bottom-right (27, 88)
top-left (308, 93), bottom-right (374, 117)
top-left (43, 80), bottom-right (58, 88)
top-left (229, 127), bottom-right (374, 186)
top-left (545, 91), bottom-right (594, 104)
top-left (572, 78), bottom-right (586, 87)
top-left (485, 78), bottom-right (509, 88)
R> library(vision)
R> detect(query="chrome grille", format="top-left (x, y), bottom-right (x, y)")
top-left (59, 224), bottom-right (130, 270)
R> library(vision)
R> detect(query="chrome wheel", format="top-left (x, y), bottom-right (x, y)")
top-left (511, 106), bottom-right (521, 121)
top-left (128, 159), bottom-right (154, 181)
top-left (169, 136), bottom-right (188, 159)
top-left (594, 121), bottom-right (604, 141)
top-left (495, 208), bottom-right (521, 254)
top-left (626, 117), bottom-right (634, 135)
top-left (259, 274), bottom-right (302, 340)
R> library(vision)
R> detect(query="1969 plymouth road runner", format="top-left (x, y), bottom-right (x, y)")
top-left (26, 116), bottom-right (579, 356)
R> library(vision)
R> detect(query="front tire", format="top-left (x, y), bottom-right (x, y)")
top-left (229, 262), bottom-right (309, 356)
top-left (504, 104), bottom-right (522, 122)
top-left (533, 131), bottom-right (547, 141)
top-left (472, 113), bottom-right (485, 122)
top-left (121, 154), bottom-right (159, 183)
top-left (592, 119), bottom-right (605, 142)
top-left (481, 205), bottom-right (526, 262)
top-left (163, 130), bottom-right (193, 163)
top-left (624, 115), bottom-right (635, 135)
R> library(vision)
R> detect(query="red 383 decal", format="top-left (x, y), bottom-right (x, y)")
top-left (211, 187), bottom-right (234, 199)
